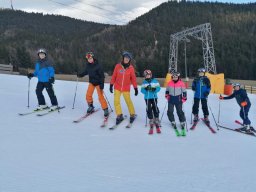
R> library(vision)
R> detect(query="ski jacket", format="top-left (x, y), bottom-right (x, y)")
top-left (79, 59), bottom-right (105, 86)
top-left (110, 63), bottom-right (137, 92)
top-left (166, 80), bottom-right (187, 104)
top-left (192, 76), bottom-right (211, 99)
top-left (224, 89), bottom-right (251, 107)
top-left (33, 58), bottom-right (54, 83)
top-left (141, 78), bottom-right (161, 99)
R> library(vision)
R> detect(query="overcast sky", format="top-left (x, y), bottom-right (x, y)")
top-left (0, 0), bottom-right (254, 24)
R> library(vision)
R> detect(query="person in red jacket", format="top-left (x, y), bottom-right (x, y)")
top-left (110, 51), bottom-right (138, 125)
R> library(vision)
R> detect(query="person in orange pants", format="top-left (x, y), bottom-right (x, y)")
top-left (77, 52), bottom-right (109, 117)
top-left (110, 51), bottom-right (138, 125)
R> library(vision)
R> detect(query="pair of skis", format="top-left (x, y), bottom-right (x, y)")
top-left (18, 106), bottom-right (65, 116)
top-left (190, 118), bottom-right (216, 134)
top-left (172, 124), bottom-right (186, 137)
top-left (109, 115), bottom-right (137, 130)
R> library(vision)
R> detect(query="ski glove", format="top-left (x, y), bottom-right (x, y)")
top-left (145, 85), bottom-right (151, 91)
top-left (109, 84), bottom-right (113, 93)
top-left (204, 91), bottom-right (209, 97)
top-left (165, 94), bottom-right (170, 101)
top-left (241, 101), bottom-right (247, 107)
top-left (27, 73), bottom-right (34, 79)
top-left (151, 87), bottom-right (156, 92)
top-left (99, 83), bottom-right (104, 90)
top-left (49, 77), bottom-right (55, 84)
top-left (219, 95), bottom-right (224, 100)
top-left (134, 88), bottom-right (138, 96)
top-left (182, 97), bottom-right (187, 103)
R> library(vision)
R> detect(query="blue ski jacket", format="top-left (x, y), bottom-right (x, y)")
top-left (33, 59), bottom-right (55, 82)
top-left (192, 76), bottom-right (211, 99)
top-left (141, 78), bottom-right (161, 99)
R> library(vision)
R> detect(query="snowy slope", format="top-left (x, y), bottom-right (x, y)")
top-left (0, 74), bottom-right (256, 192)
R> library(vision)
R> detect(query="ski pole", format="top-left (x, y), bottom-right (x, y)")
top-left (103, 91), bottom-right (113, 112)
top-left (27, 78), bottom-right (31, 108)
top-left (182, 103), bottom-right (188, 132)
top-left (218, 95), bottom-right (221, 123)
top-left (145, 91), bottom-right (149, 127)
top-left (160, 100), bottom-right (168, 123)
top-left (72, 77), bottom-right (79, 109)
top-left (209, 105), bottom-right (219, 131)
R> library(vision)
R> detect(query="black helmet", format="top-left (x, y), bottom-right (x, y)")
top-left (37, 48), bottom-right (47, 56)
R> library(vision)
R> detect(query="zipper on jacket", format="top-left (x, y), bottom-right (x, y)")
top-left (121, 65), bottom-right (125, 91)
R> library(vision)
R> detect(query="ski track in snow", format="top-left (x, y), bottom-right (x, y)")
top-left (0, 74), bottom-right (256, 192)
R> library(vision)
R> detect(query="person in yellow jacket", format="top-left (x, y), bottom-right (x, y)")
top-left (109, 51), bottom-right (138, 125)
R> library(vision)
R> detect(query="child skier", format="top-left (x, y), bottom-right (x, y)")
top-left (141, 70), bottom-right (161, 134)
top-left (109, 51), bottom-right (138, 125)
top-left (219, 83), bottom-right (255, 132)
top-left (27, 48), bottom-right (58, 111)
top-left (165, 72), bottom-right (187, 136)
top-left (77, 52), bottom-right (109, 117)
top-left (191, 68), bottom-right (211, 124)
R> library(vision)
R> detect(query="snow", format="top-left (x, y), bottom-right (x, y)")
top-left (0, 74), bottom-right (256, 192)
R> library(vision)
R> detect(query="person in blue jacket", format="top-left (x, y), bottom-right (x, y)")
top-left (219, 83), bottom-right (254, 132)
top-left (141, 70), bottom-right (161, 134)
top-left (192, 68), bottom-right (211, 123)
top-left (27, 48), bottom-right (58, 111)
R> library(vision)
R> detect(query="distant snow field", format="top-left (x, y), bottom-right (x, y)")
top-left (0, 74), bottom-right (256, 192)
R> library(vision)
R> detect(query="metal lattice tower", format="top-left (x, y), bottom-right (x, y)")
top-left (169, 23), bottom-right (216, 74)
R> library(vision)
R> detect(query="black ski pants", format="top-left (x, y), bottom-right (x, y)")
top-left (167, 102), bottom-right (186, 122)
top-left (145, 99), bottom-right (159, 119)
top-left (192, 98), bottom-right (209, 117)
top-left (36, 82), bottom-right (58, 106)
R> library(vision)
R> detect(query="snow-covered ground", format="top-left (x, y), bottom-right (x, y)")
top-left (0, 74), bottom-right (256, 192)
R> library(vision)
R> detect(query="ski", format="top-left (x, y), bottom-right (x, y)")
top-left (36, 106), bottom-right (65, 116)
top-left (109, 115), bottom-right (127, 130)
top-left (73, 108), bottom-right (100, 123)
top-left (235, 120), bottom-right (256, 133)
top-left (190, 119), bottom-right (200, 130)
top-left (125, 114), bottom-right (137, 128)
top-left (18, 107), bottom-right (50, 116)
top-left (100, 110), bottom-right (113, 127)
top-left (218, 124), bottom-right (256, 137)
top-left (201, 118), bottom-right (216, 134)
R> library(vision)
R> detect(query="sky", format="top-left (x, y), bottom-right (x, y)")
top-left (0, 0), bottom-right (255, 24)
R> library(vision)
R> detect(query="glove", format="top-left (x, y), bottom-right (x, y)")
top-left (77, 73), bottom-right (84, 78)
top-left (27, 73), bottom-right (34, 79)
top-left (165, 94), bottom-right (170, 101)
top-left (151, 87), bottom-right (156, 92)
top-left (134, 88), bottom-right (138, 96)
top-left (241, 101), bottom-right (247, 107)
top-left (99, 83), bottom-right (104, 90)
top-left (219, 95), bottom-right (224, 100)
top-left (145, 85), bottom-right (151, 91)
top-left (204, 91), bottom-right (209, 97)
top-left (109, 84), bottom-right (113, 93)
top-left (182, 97), bottom-right (187, 103)
top-left (49, 77), bottom-right (55, 84)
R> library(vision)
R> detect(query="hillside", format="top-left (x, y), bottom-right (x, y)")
top-left (1, 1), bottom-right (256, 79)
top-left (1, 73), bottom-right (256, 192)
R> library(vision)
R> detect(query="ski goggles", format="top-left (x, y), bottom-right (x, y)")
top-left (85, 52), bottom-right (94, 59)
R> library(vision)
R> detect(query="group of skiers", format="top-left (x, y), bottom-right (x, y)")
top-left (27, 48), bottom-right (253, 135)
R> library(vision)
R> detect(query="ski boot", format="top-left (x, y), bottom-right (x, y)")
top-left (154, 118), bottom-right (161, 133)
top-left (116, 114), bottom-right (124, 125)
top-left (181, 128), bottom-right (186, 136)
top-left (193, 114), bottom-right (199, 123)
top-left (87, 103), bottom-right (95, 114)
top-left (35, 105), bottom-right (48, 111)
top-left (203, 115), bottom-right (210, 125)
top-left (239, 125), bottom-right (251, 133)
top-left (148, 119), bottom-right (154, 134)
top-left (130, 114), bottom-right (137, 124)
top-left (174, 128), bottom-right (181, 137)
top-left (103, 108), bottom-right (109, 117)
top-left (50, 105), bottom-right (58, 111)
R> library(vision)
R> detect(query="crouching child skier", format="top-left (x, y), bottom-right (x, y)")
top-left (165, 72), bottom-right (187, 136)
top-left (27, 48), bottom-right (59, 111)
top-left (141, 70), bottom-right (161, 134)
top-left (219, 83), bottom-right (255, 133)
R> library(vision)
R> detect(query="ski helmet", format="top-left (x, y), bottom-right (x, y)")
top-left (233, 83), bottom-right (241, 88)
top-left (122, 51), bottom-right (132, 60)
top-left (198, 68), bottom-right (206, 73)
top-left (171, 71), bottom-right (180, 78)
top-left (143, 69), bottom-right (152, 78)
top-left (37, 48), bottom-right (47, 56)
top-left (85, 52), bottom-right (94, 59)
